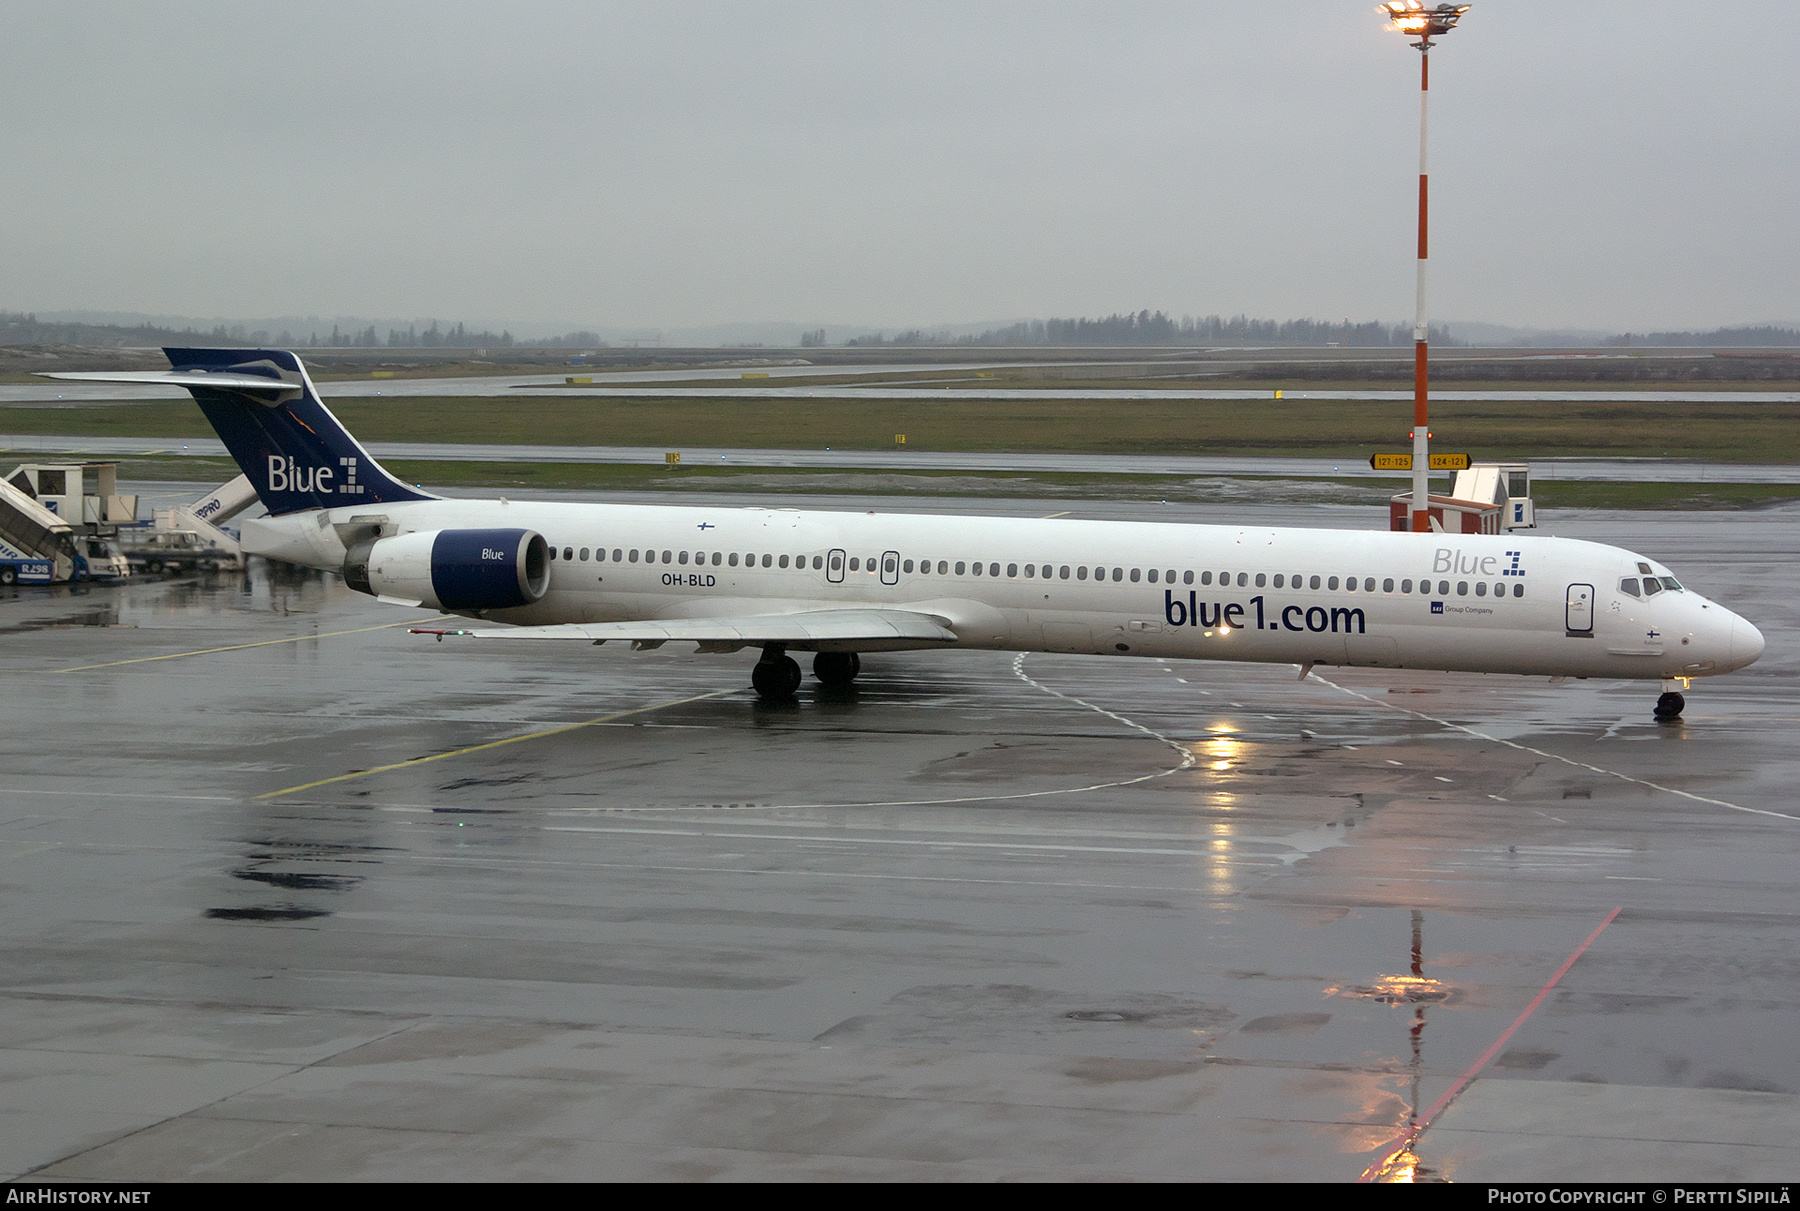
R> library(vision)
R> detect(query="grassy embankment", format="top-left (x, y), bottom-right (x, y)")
top-left (5, 392), bottom-right (1800, 508)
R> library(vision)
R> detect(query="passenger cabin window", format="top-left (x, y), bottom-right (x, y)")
top-left (1457, 581), bottom-right (1469, 596)
top-left (956, 562), bottom-right (966, 575)
top-left (1183, 571), bottom-right (1194, 584)
top-left (1254, 573), bottom-right (1265, 588)
top-left (1006, 563), bottom-right (1016, 577)
top-left (1130, 569), bottom-right (1141, 583)
top-left (1401, 579), bottom-right (1413, 593)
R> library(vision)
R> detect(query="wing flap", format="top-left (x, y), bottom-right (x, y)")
top-left (415, 608), bottom-right (957, 645)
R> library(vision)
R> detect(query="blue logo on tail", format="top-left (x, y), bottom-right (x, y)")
top-left (164, 348), bottom-right (433, 515)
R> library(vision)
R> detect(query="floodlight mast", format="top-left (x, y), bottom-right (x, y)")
top-left (1380, 2), bottom-right (1469, 533)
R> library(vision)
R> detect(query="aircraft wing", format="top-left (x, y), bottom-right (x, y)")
top-left (412, 607), bottom-right (958, 648)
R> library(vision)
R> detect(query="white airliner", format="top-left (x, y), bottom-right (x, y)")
top-left (47, 349), bottom-right (1763, 718)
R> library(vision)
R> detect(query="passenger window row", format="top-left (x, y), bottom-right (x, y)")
top-left (549, 546), bottom-right (823, 569)
top-left (543, 544), bottom-right (1526, 598)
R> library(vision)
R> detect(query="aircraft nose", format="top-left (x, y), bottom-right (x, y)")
top-left (1731, 614), bottom-right (1765, 669)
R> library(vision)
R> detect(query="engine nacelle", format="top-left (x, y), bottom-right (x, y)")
top-left (344, 528), bottom-right (549, 611)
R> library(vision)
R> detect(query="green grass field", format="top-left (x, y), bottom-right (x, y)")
top-left (50, 453), bottom-right (1800, 511)
top-left (6, 392), bottom-right (1800, 462)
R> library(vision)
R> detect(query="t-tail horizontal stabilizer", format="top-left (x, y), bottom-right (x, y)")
top-left (38, 348), bottom-right (435, 516)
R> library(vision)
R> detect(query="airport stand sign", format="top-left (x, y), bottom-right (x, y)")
top-left (1370, 453), bottom-right (1470, 471)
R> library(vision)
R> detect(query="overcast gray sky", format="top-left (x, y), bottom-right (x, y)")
top-left (2, 1), bottom-right (1794, 334)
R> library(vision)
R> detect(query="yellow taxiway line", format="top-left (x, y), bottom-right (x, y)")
top-left (255, 688), bottom-right (735, 800)
top-left (55, 618), bottom-right (440, 673)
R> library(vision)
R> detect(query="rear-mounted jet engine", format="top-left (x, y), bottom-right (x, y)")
top-left (344, 528), bottom-right (549, 611)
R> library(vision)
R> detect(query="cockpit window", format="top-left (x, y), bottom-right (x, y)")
top-left (1619, 578), bottom-right (1641, 598)
top-left (1642, 579), bottom-right (1663, 597)
top-left (1660, 576), bottom-right (1682, 592)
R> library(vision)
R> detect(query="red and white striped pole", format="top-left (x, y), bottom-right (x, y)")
top-left (1411, 45), bottom-right (1432, 533)
top-left (1380, 3), bottom-right (1468, 534)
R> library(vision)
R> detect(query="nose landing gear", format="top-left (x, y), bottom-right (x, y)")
top-left (1654, 677), bottom-right (1689, 720)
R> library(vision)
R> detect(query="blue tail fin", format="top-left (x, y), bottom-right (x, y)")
top-left (162, 348), bottom-right (435, 515)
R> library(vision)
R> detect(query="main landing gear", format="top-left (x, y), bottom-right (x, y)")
top-left (750, 647), bottom-right (862, 700)
top-left (751, 647), bottom-right (803, 701)
top-left (812, 651), bottom-right (860, 688)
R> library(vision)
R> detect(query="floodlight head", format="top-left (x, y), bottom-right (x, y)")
top-left (1378, 1), bottom-right (1469, 47)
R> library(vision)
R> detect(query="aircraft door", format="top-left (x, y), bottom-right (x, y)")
top-left (827, 548), bottom-right (846, 584)
top-left (880, 550), bottom-right (900, 586)
top-left (1566, 583), bottom-right (1595, 634)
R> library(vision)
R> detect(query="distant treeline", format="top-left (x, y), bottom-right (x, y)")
top-left (847, 310), bottom-right (1457, 348)
top-left (0, 311), bottom-right (606, 350)
top-left (1610, 325), bottom-right (1800, 347)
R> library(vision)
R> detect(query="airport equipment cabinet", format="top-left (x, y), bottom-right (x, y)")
top-left (1, 463), bottom-right (136, 582)
top-left (1389, 462), bottom-right (1535, 534)
top-left (6, 462), bottom-right (137, 528)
